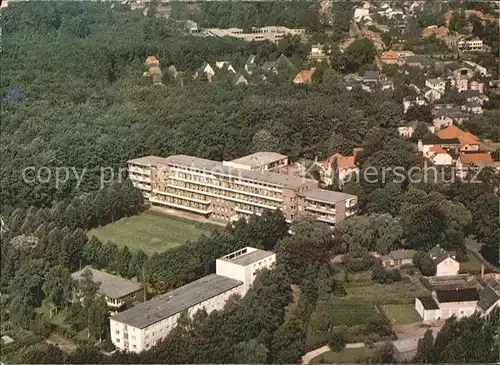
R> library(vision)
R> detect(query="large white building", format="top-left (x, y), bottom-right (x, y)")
top-left (110, 247), bottom-right (275, 353)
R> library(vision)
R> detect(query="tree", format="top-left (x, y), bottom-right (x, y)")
top-left (233, 339), bottom-right (269, 364)
top-left (270, 316), bottom-right (306, 363)
top-left (87, 295), bottom-right (109, 341)
top-left (67, 345), bottom-right (103, 364)
top-left (251, 129), bottom-right (279, 153)
top-left (328, 328), bottom-right (347, 352)
top-left (414, 329), bottom-right (434, 363)
top-left (20, 344), bottom-right (65, 364)
top-left (341, 38), bottom-right (376, 73)
top-left (449, 9), bottom-right (468, 34)
top-left (414, 251), bottom-right (436, 276)
top-left (42, 265), bottom-right (73, 318)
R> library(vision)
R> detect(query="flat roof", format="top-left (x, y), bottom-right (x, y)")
top-left (299, 188), bottom-right (357, 204)
top-left (128, 154), bottom-right (316, 190)
top-left (111, 274), bottom-right (242, 329)
top-left (128, 155), bottom-right (169, 166)
top-left (72, 267), bottom-right (142, 299)
top-left (227, 152), bottom-right (288, 168)
top-left (221, 249), bottom-right (274, 266)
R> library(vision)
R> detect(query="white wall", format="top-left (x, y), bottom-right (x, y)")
top-left (438, 301), bottom-right (477, 319)
top-left (436, 257), bottom-right (460, 277)
top-left (431, 153), bottom-right (453, 166)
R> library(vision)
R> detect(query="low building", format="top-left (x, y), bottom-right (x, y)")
top-left (380, 49), bottom-right (399, 64)
top-left (478, 285), bottom-right (500, 316)
top-left (415, 288), bottom-right (479, 321)
top-left (293, 68), bottom-right (316, 84)
top-left (458, 38), bottom-right (484, 52)
top-left (203, 26), bottom-right (305, 43)
top-left (436, 125), bottom-right (480, 152)
top-left (421, 25), bottom-right (449, 38)
top-left (393, 337), bottom-right (419, 362)
top-left (433, 115), bottom-right (454, 130)
top-left (194, 62), bottom-right (215, 81)
top-left (323, 151), bottom-right (360, 186)
top-left (380, 249), bottom-right (416, 268)
top-left (72, 267), bottom-right (143, 310)
top-left (425, 145), bottom-right (453, 166)
top-left (429, 245), bottom-right (459, 277)
top-left (456, 152), bottom-right (496, 178)
top-left (309, 44), bottom-right (327, 61)
top-left (223, 152), bottom-right (288, 172)
top-left (110, 247), bottom-right (275, 352)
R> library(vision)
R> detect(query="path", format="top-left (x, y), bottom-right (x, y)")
top-left (301, 342), bottom-right (384, 364)
top-left (46, 333), bottom-right (77, 354)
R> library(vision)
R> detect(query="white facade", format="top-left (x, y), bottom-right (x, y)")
top-left (110, 285), bottom-right (242, 352)
top-left (415, 297), bottom-right (477, 321)
top-left (430, 152), bottom-right (453, 166)
top-left (436, 257), bottom-right (460, 277)
top-left (415, 298), bottom-right (439, 320)
top-left (216, 247), bottom-right (276, 295)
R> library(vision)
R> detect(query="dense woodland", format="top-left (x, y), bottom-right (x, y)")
top-left (1, 2), bottom-right (499, 364)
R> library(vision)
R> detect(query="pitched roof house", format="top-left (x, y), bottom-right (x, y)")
top-left (436, 125), bottom-right (480, 151)
top-left (415, 288), bottom-right (480, 321)
top-left (478, 285), bottom-right (500, 315)
top-left (194, 62), bottom-right (215, 81)
top-left (456, 152), bottom-right (497, 177)
top-left (380, 49), bottom-right (399, 64)
top-left (422, 25), bottom-right (449, 38)
top-left (293, 67), bottom-right (316, 84)
top-left (380, 249), bottom-right (416, 268)
top-left (215, 61), bottom-right (236, 73)
top-left (429, 245), bottom-right (459, 277)
top-left (426, 145), bottom-right (453, 166)
top-left (233, 73), bottom-right (249, 86)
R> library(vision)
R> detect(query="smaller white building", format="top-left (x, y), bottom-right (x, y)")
top-left (429, 245), bottom-right (459, 277)
top-left (216, 247), bottom-right (276, 295)
top-left (415, 288), bottom-right (479, 321)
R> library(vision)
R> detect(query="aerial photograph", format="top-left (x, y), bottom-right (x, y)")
top-left (0, 0), bottom-right (499, 363)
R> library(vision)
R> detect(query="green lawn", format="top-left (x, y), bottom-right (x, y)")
top-left (88, 211), bottom-right (218, 254)
top-left (34, 304), bottom-right (71, 330)
top-left (311, 347), bottom-right (375, 363)
top-left (460, 250), bottom-right (483, 273)
top-left (381, 304), bottom-right (422, 325)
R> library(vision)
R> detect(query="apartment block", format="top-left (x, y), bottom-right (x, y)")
top-left (202, 26), bottom-right (305, 43)
top-left (110, 247), bottom-right (275, 353)
top-left (127, 153), bottom-right (357, 226)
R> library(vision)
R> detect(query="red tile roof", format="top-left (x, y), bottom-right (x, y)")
top-left (429, 145), bottom-right (447, 154)
top-left (460, 152), bottom-right (494, 166)
top-left (436, 125), bottom-right (480, 146)
top-left (327, 153), bottom-right (356, 170)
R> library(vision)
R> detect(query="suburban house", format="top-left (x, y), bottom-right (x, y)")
top-left (433, 115), bottom-right (454, 130)
top-left (421, 25), bottom-right (449, 38)
top-left (478, 285), bottom-right (500, 316)
top-left (245, 54), bottom-right (257, 75)
top-left (456, 152), bottom-right (496, 178)
top-left (398, 122), bottom-right (435, 138)
top-left (194, 62), bottom-right (215, 81)
top-left (458, 37), bottom-right (484, 52)
top-left (322, 150), bottom-right (360, 186)
top-left (380, 49), bottom-right (399, 64)
top-left (436, 125), bottom-right (481, 152)
top-left (379, 249), bottom-right (416, 268)
top-left (460, 89), bottom-right (489, 105)
top-left (424, 78), bottom-right (446, 101)
top-left (233, 73), bottom-right (248, 86)
top-left (415, 288), bottom-right (479, 321)
top-left (432, 105), bottom-right (464, 124)
top-left (404, 55), bottom-right (428, 68)
top-left (429, 245), bottom-right (459, 277)
top-left (72, 267), bottom-right (144, 310)
top-left (309, 44), bottom-right (327, 61)
top-left (425, 145), bottom-right (453, 166)
top-left (110, 247), bottom-right (276, 352)
top-left (293, 68), bottom-right (316, 84)
top-left (144, 56), bottom-right (163, 85)
top-left (215, 61), bottom-right (236, 73)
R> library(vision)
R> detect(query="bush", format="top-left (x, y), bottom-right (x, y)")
top-left (344, 252), bottom-right (376, 272)
top-left (328, 328), bottom-right (347, 352)
top-left (372, 267), bottom-right (402, 284)
top-left (406, 267), bottom-right (416, 276)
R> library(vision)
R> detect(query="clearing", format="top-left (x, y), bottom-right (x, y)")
top-left (46, 333), bottom-right (77, 353)
top-left (88, 210), bottom-right (217, 254)
top-left (310, 347), bottom-right (375, 363)
top-left (380, 304), bottom-right (422, 325)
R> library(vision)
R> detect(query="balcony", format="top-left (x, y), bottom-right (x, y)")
top-left (153, 190), bottom-right (211, 205)
top-left (235, 207), bottom-right (262, 216)
top-left (316, 215), bottom-right (336, 224)
top-left (128, 166), bottom-right (151, 175)
top-left (167, 184), bottom-right (278, 210)
top-left (168, 176), bottom-right (283, 202)
top-left (305, 205), bottom-right (336, 214)
top-left (106, 298), bottom-right (125, 308)
top-left (149, 198), bottom-right (212, 215)
top-left (130, 174), bottom-right (151, 183)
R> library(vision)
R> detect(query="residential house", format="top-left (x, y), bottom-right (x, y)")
top-left (145, 56), bottom-right (159, 68)
top-left (380, 249), bottom-right (416, 268)
top-left (436, 125), bottom-right (480, 152)
top-left (432, 106), bottom-right (465, 125)
top-left (309, 44), bottom-right (327, 61)
top-left (353, 6), bottom-right (370, 22)
top-left (458, 38), bottom-right (484, 52)
top-left (460, 90), bottom-right (489, 105)
top-left (363, 70), bottom-right (379, 83)
top-left (380, 49), bottom-right (400, 64)
top-left (433, 115), bottom-right (454, 130)
top-left (429, 245), bottom-right (459, 277)
top-left (380, 80), bottom-right (394, 90)
top-left (425, 145), bottom-right (453, 166)
top-left (456, 152), bottom-right (496, 178)
top-left (403, 96), bottom-right (427, 113)
top-left (398, 122), bottom-right (435, 138)
top-left (415, 288), bottom-right (479, 320)
top-left (194, 62), bottom-right (215, 81)
top-left (469, 81), bottom-right (485, 93)
top-left (245, 55), bottom-right (257, 75)
top-left (462, 103), bottom-right (484, 115)
top-left (478, 285), bottom-right (500, 316)
top-left (392, 337), bottom-right (420, 362)
top-left (72, 267), bottom-right (144, 310)
top-left (424, 78), bottom-right (446, 102)
top-left (293, 67), bottom-right (316, 84)
top-left (215, 61), bottom-right (236, 73)
top-left (403, 55), bottom-right (428, 68)
top-left (322, 152), bottom-right (359, 186)
top-left (421, 25), bottom-right (449, 38)
top-left (233, 73), bottom-right (248, 86)
top-left (360, 28), bottom-right (384, 50)
top-left (463, 61), bottom-right (489, 77)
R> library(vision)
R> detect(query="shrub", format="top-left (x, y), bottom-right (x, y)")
top-left (328, 328), bottom-right (347, 352)
top-left (372, 267), bottom-right (402, 284)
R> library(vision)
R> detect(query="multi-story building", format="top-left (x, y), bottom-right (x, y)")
top-left (458, 38), bottom-right (484, 52)
top-left (127, 153), bottom-right (357, 226)
top-left (110, 247), bottom-right (275, 353)
top-left (202, 26), bottom-right (305, 43)
top-left (72, 267), bottom-right (144, 310)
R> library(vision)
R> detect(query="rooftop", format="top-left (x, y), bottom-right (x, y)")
top-left (392, 337), bottom-right (419, 353)
top-left (299, 188), bottom-right (356, 204)
top-left (111, 274), bottom-right (242, 329)
top-left (227, 152), bottom-right (288, 169)
top-left (390, 249), bottom-right (415, 261)
top-left (429, 245), bottom-right (456, 265)
top-left (72, 267), bottom-right (142, 299)
top-left (128, 154), bottom-right (317, 190)
top-left (417, 296), bottom-right (439, 310)
top-left (478, 285), bottom-right (500, 311)
top-left (459, 152), bottom-right (495, 166)
top-left (436, 125), bottom-right (480, 146)
top-left (220, 247), bottom-right (274, 266)
top-left (435, 288), bottom-right (479, 303)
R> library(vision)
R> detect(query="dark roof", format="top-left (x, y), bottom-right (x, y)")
top-left (405, 55), bottom-right (429, 64)
top-left (429, 245), bottom-right (456, 265)
top-left (460, 89), bottom-right (484, 98)
top-left (72, 267), bottom-right (141, 299)
top-left (417, 296), bottom-right (439, 310)
top-left (111, 274), bottom-right (242, 328)
top-left (363, 70), bottom-right (380, 80)
top-left (435, 288), bottom-right (479, 303)
top-left (390, 249), bottom-right (416, 261)
top-left (478, 285), bottom-right (500, 311)
top-left (433, 107), bottom-right (464, 118)
top-left (438, 137), bottom-right (461, 145)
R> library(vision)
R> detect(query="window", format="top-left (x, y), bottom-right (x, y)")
top-left (116, 338), bottom-right (121, 343)
top-left (131, 293), bottom-right (136, 299)
top-left (133, 345), bottom-right (137, 349)
top-left (132, 335), bottom-right (136, 340)
top-left (115, 330), bottom-right (120, 335)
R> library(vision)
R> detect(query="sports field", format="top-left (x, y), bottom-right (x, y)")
top-left (88, 211), bottom-right (217, 254)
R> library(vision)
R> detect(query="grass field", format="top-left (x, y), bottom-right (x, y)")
top-left (35, 304), bottom-right (71, 330)
top-left (381, 304), bottom-right (422, 325)
top-left (311, 347), bottom-right (375, 363)
top-left (88, 211), bottom-right (217, 254)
